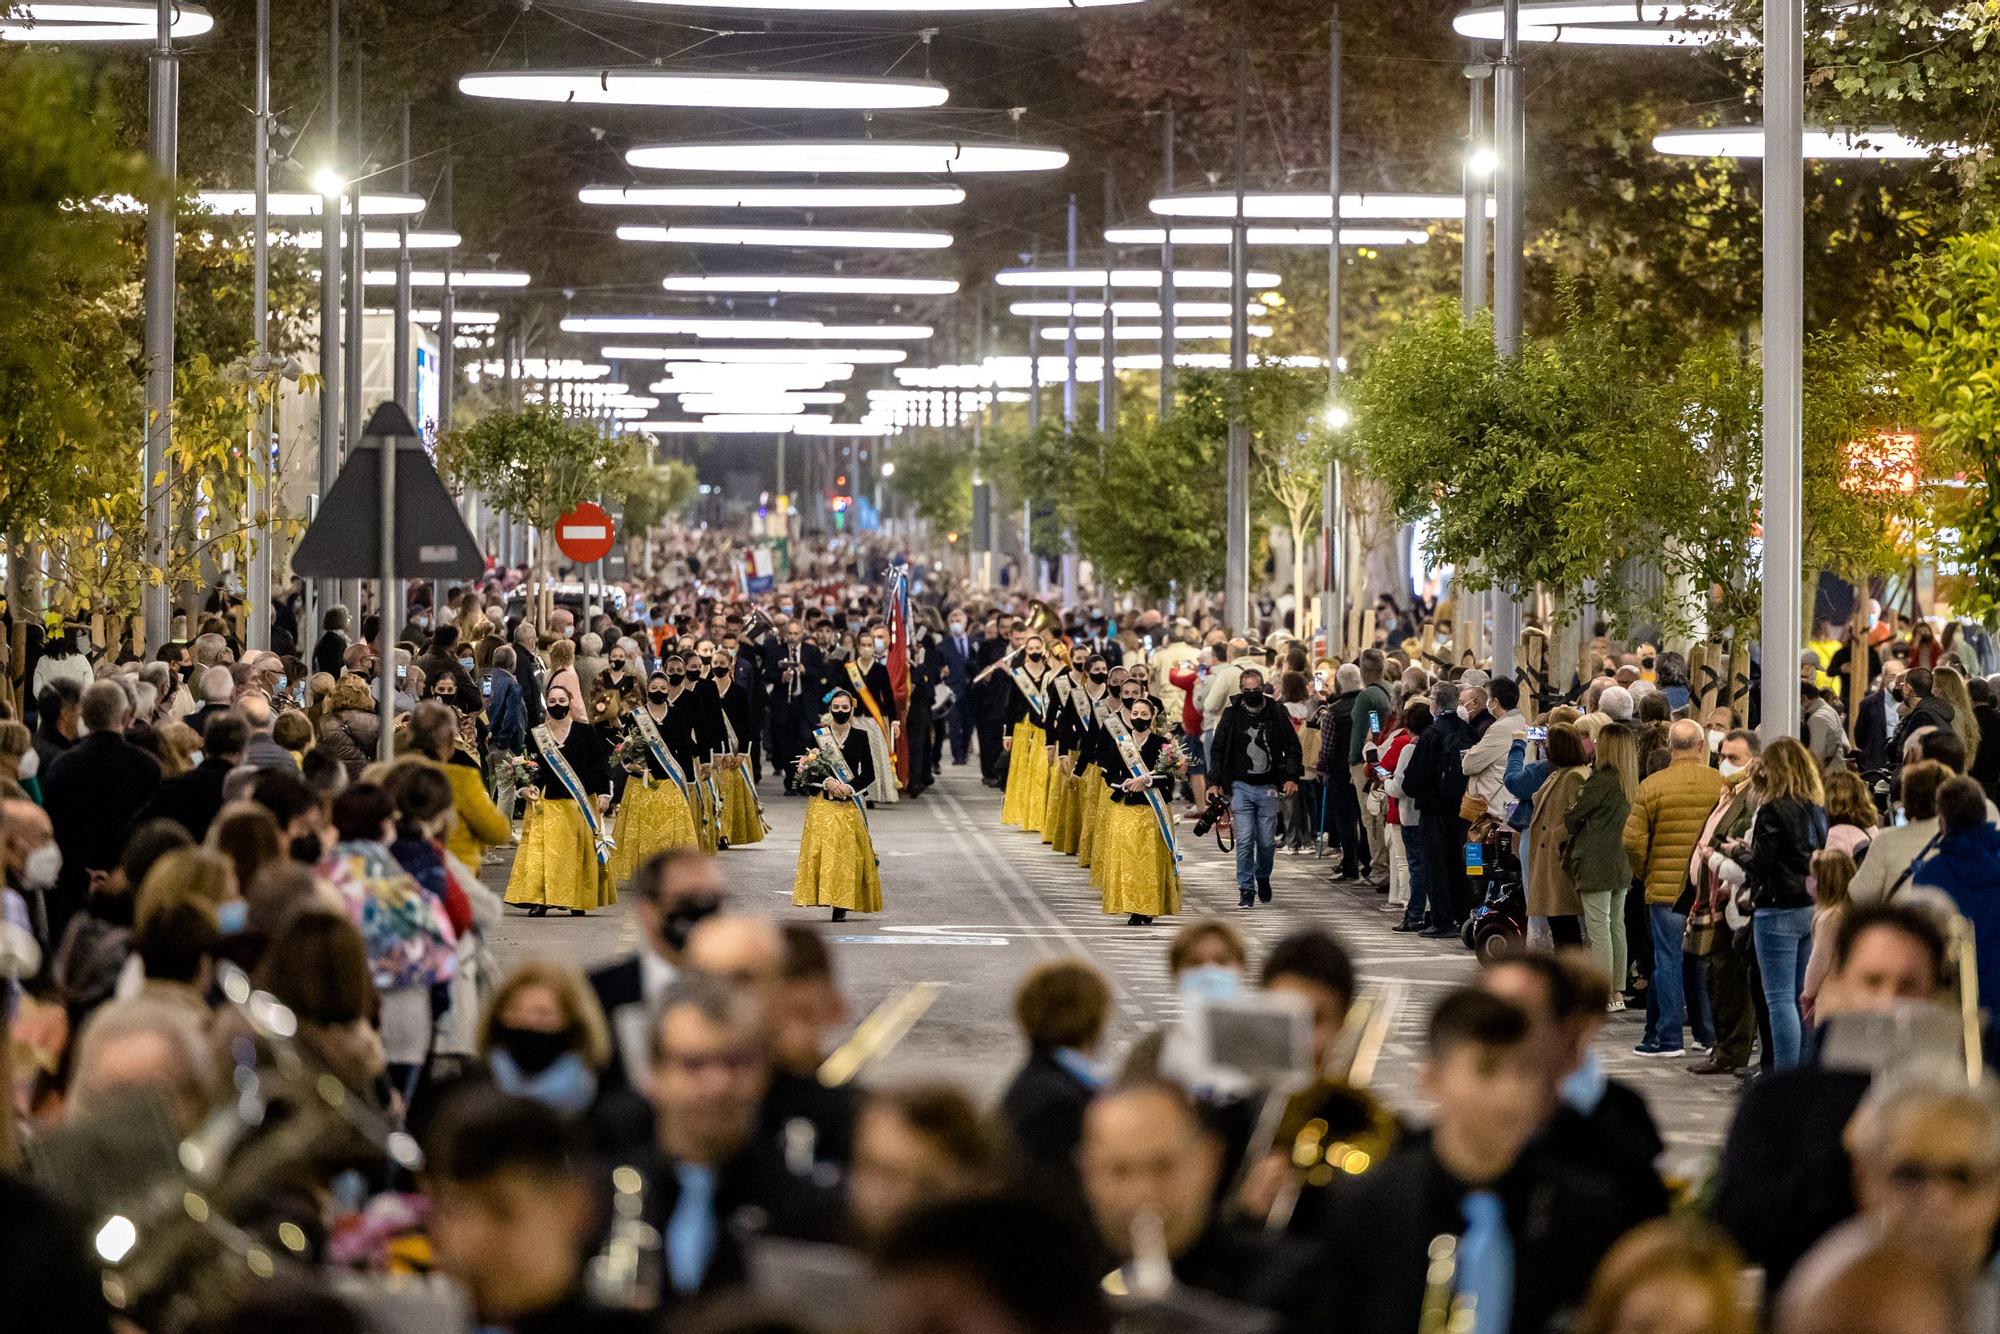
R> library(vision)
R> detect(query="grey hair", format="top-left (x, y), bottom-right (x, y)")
top-left (1335, 663), bottom-right (1364, 692)
top-left (1431, 680), bottom-right (1462, 712)
top-left (1850, 1065), bottom-right (2000, 1166)
top-left (199, 665), bottom-right (235, 704)
top-left (580, 632), bottom-right (604, 656)
top-left (1599, 685), bottom-right (1634, 721)
top-left (80, 680), bottom-right (131, 733)
top-left (67, 997), bottom-right (211, 1123)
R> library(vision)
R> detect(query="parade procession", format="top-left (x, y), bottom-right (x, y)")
top-left (9, 1), bottom-right (2000, 1333)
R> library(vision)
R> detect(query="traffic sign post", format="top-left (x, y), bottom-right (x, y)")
top-left (555, 502), bottom-right (616, 566)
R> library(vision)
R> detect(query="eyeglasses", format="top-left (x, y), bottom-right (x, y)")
top-left (662, 1047), bottom-right (764, 1077)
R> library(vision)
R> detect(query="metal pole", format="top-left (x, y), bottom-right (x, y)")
top-left (314, 0), bottom-right (340, 631)
top-left (437, 158), bottom-right (456, 437)
top-left (1099, 172), bottom-right (1116, 437)
top-left (1321, 2), bottom-right (1343, 653)
top-left (1025, 312), bottom-right (1039, 589)
top-left (972, 292), bottom-right (991, 588)
top-left (393, 98), bottom-right (412, 412)
top-left (141, 0), bottom-right (178, 655)
top-left (1489, 0), bottom-right (1524, 680)
top-left (1062, 197), bottom-right (1079, 610)
top-left (376, 427), bottom-right (396, 761)
top-left (1224, 48), bottom-right (1252, 633)
top-left (241, 0), bottom-right (272, 654)
top-left (1463, 59), bottom-right (1491, 318)
top-left (1761, 0), bottom-right (1804, 742)
top-left (339, 45), bottom-right (364, 623)
top-left (1160, 103), bottom-right (1176, 418)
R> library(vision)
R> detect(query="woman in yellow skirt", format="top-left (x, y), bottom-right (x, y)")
top-left (1074, 658), bottom-right (1118, 869)
top-left (607, 672), bottom-right (702, 888)
top-left (1098, 699), bottom-right (1182, 925)
top-left (717, 754), bottom-right (766, 846)
top-left (792, 690), bottom-right (884, 922)
top-left (506, 683), bottom-right (615, 916)
top-left (1000, 634), bottom-right (1055, 832)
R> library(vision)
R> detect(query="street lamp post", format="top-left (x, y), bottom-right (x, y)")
top-left (246, 0), bottom-right (272, 653)
top-left (1160, 102), bottom-right (1176, 418)
top-left (1062, 193), bottom-right (1079, 609)
top-left (141, 0), bottom-right (179, 654)
top-left (1224, 47), bottom-right (1252, 633)
top-left (1762, 0), bottom-right (1805, 741)
top-left (1321, 2), bottom-right (1343, 654)
top-left (1489, 0), bottom-right (1525, 680)
top-left (314, 0), bottom-right (341, 633)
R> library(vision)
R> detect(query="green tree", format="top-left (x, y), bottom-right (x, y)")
top-left (884, 440), bottom-right (973, 541)
top-left (1900, 225), bottom-right (2000, 616)
top-left (1073, 377), bottom-right (1228, 598)
top-left (976, 420), bottom-right (1096, 565)
top-left (436, 404), bottom-right (645, 623)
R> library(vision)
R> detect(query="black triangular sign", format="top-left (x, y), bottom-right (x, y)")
top-left (292, 401), bottom-right (486, 580)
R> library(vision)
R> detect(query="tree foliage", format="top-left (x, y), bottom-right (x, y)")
top-left (1901, 225), bottom-right (2000, 616)
top-left (617, 459), bottom-right (699, 536)
top-left (435, 404), bottom-right (646, 534)
top-left (884, 440), bottom-right (973, 538)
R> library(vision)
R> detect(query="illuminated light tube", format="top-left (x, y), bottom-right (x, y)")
top-left (676, 392), bottom-right (848, 413)
top-left (624, 0), bottom-right (1140, 10)
top-left (660, 273), bottom-right (958, 296)
top-left (284, 228), bottom-right (461, 250)
top-left (5, 2), bottom-right (213, 41)
top-left (625, 140), bottom-right (1070, 175)
top-left (469, 359), bottom-right (610, 379)
top-left (631, 420), bottom-right (801, 434)
top-left (1006, 300), bottom-right (1261, 319)
top-left (459, 68), bottom-right (947, 110)
top-left (580, 184), bottom-right (966, 209)
top-left (1652, 124), bottom-right (1964, 160)
top-left (602, 345), bottom-right (905, 364)
top-left (652, 370), bottom-right (854, 392)
top-left (793, 422), bottom-right (898, 436)
top-left (1149, 191), bottom-right (1491, 221)
top-left (1102, 224), bottom-right (1429, 246)
top-left (1451, 2), bottom-right (1744, 46)
top-left (993, 267), bottom-right (1282, 290)
top-left (369, 307), bottom-right (502, 325)
top-left (360, 269), bottom-right (531, 288)
top-left (619, 224), bottom-right (953, 250)
top-left (1037, 324), bottom-right (1274, 341)
top-left (123, 190), bottom-right (428, 218)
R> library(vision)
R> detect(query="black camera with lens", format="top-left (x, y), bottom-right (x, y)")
top-left (1191, 789), bottom-right (1230, 837)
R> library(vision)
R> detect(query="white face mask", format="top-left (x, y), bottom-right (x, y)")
top-left (1718, 758), bottom-right (1747, 781)
top-left (1457, 705), bottom-right (1472, 722)
top-left (16, 749), bottom-right (38, 781)
top-left (23, 841), bottom-right (61, 890)
top-left (1706, 728), bottom-right (1724, 754)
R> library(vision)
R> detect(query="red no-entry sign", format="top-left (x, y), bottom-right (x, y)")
top-left (554, 502), bottom-right (615, 564)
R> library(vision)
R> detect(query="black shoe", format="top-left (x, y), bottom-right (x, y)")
top-left (1392, 918), bottom-right (1425, 933)
top-left (1256, 877), bottom-right (1272, 904)
top-left (568, 908), bottom-right (587, 917)
top-left (1419, 923), bottom-right (1459, 939)
top-left (1238, 891), bottom-right (1255, 909)
top-left (831, 908), bottom-right (848, 922)
top-left (526, 904), bottom-right (549, 918)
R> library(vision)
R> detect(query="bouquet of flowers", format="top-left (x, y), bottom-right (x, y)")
top-left (795, 747), bottom-right (843, 790)
top-left (611, 732), bottom-right (651, 775)
top-left (1150, 739), bottom-right (1191, 783)
top-left (507, 752), bottom-right (540, 791)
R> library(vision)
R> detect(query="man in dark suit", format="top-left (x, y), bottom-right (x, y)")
top-left (588, 847), bottom-right (725, 1093)
top-left (40, 680), bottom-right (160, 946)
top-left (970, 612), bottom-right (1015, 787)
top-left (1085, 611), bottom-right (1125, 669)
top-left (1889, 666), bottom-right (1957, 767)
top-left (938, 607), bottom-right (977, 767)
top-left (1855, 659), bottom-right (1905, 774)
top-left (139, 713), bottom-right (248, 842)
top-left (1317, 989), bottom-right (1633, 1334)
top-left (765, 620), bottom-right (825, 793)
top-left (639, 974), bottom-right (841, 1310)
top-left (1715, 902), bottom-right (1949, 1296)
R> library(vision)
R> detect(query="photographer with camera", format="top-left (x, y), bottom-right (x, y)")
top-left (1206, 665), bottom-right (1302, 909)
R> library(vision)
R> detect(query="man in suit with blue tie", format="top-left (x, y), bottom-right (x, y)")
top-left (939, 606), bottom-right (976, 767)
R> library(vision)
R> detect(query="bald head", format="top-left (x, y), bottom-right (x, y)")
top-left (2, 799), bottom-right (53, 871)
top-left (684, 915), bottom-right (785, 1002)
top-left (1668, 718), bottom-right (1705, 754)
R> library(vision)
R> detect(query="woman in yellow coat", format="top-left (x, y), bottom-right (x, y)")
top-left (1097, 699), bottom-right (1182, 926)
top-left (1000, 634), bottom-right (1055, 832)
top-left (792, 690), bottom-right (884, 922)
top-left (608, 670), bottom-right (703, 888)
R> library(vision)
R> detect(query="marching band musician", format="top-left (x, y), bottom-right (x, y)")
top-left (791, 688), bottom-right (884, 922)
top-left (1000, 633), bottom-right (1055, 834)
top-left (505, 683), bottom-right (615, 918)
top-left (607, 669), bottom-right (703, 888)
top-left (1097, 695), bottom-right (1181, 926)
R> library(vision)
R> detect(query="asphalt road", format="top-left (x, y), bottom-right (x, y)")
top-left (484, 754), bottom-right (1740, 1174)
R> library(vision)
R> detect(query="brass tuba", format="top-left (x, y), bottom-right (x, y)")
top-left (1025, 598), bottom-right (1062, 636)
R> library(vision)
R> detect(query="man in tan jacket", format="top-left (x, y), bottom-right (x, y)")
top-left (1623, 719), bottom-right (1726, 1057)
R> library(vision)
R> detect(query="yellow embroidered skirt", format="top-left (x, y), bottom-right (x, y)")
top-left (792, 795), bottom-right (883, 913)
top-left (1098, 798), bottom-right (1180, 918)
top-left (507, 797), bottom-right (613, 911)
top-left (1048, 758), bottom-right (1084, 854)
top-left (719, 761), bottom-right (767, 846)
top-left (694, 775), bottom-right (722, 854)
top-left (1001, 721), bottom-right (1049, 831)
top-left (608, 774), bottom-right (699, 888)
top-left (1076, 765), bottom-right (1106, 867)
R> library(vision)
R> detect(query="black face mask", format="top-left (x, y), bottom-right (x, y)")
top-left (289, 832), bottom-right (324, 865)
top-left (1240, 691), bottom-right (1266, 709)
top-left (1090, 670), bottom-right (1108, 683)
top-left (1027, 651), bottom-right (1044, 663)
top-left (648, 689), bottom-right (670, 704)
top-left (547, 702), bottom-right (570, 720)
top-left (1132, 716), bottom-right (1153, 731)
top-left (493, 1023), bottom-right (576, 1077)
top-left (661, 894), bottom-right (722, 953)
top-left (609, 661), bottom-right (626, 674)
top-left (667, 671), bottom-right (685, 684)
top-left (831, 708), bottom-right (854, 723)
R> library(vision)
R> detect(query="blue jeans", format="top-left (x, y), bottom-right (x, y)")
top-left (1645, 904), bottom-right (1714, 1050)
top-left (1402, 821), bottom-right (1431, 924)
top-left (1752, 906), bottom-right (1815, 1069)
top-left (1229, 784), bottom-right (1281, 894)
